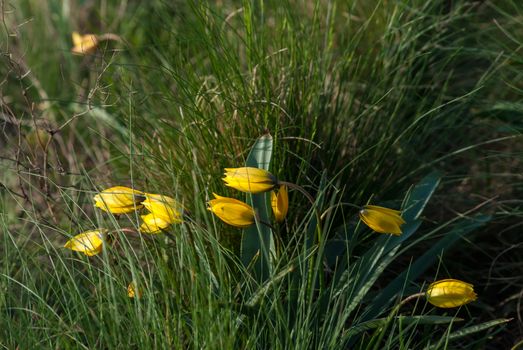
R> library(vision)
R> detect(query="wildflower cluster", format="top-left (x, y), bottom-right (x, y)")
top-left (64, 186), bottom-right (182, 298)
top-left (209, 167), bottom-right (287, 227)
top-left (66, 186), bottom-right (183, 254)
top-left (209, 166), bottom-right (405, 236)
top-left (62, 160), bottom-right (476, 307)
top-left (207, 166), bottom-right (477, 309)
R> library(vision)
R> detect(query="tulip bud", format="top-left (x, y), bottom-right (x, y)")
top-left (426, 279), bottom-right (477, 308)
top-left (223, 167), bottom-right (277, 194)
top-left (271, 185), bottom-right (288, 222)
top-left (359, 205), bottom-right (405, 235)
top-left (208, 193), bottom-right (255, 228)
top-left (71, 32), bottom-right (99, 55)
top-left (94, 186), bottom-right (145, 214)
top-left (141, 194), bottom-right (183, 224)
top-left (64, 229), bottom-right (109, 256)
top-left (127, 282), bottom-right (143, 299)
top-left (139, 213), bottom-right (171, 234)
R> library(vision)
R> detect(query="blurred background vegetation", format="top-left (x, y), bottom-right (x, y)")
top-left (1, 0), bottom-right (522, 348)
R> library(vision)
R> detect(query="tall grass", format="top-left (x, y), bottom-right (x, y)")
top-left (1, 0), bottom-right (522, 348)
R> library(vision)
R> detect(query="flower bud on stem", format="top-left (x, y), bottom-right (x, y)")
top-left (277, 181), bottom-right (322, 236)
top-left (277, 181), bottom-right (324, 291)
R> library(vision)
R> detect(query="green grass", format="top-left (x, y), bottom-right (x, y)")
top-left (1, 0), bottom-right (522, 348)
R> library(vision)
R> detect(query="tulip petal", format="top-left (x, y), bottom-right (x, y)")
top-left (127, 282), bottom-right (143, 299)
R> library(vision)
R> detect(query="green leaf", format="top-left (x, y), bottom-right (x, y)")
top-left (402, 171), bottom-right (441, 222)
top-left (446, 318), bottom-right (512, 340)
top-left (241, 133), bottom-right (275, 282)
top-left (328, 171), bottom-right (441, 317)
top-left (246, 132), bottom-right (273, 170)
top-left (426, 319), bottom-right (512, 350)
top-left (346, 315), bottom-right (461, 337)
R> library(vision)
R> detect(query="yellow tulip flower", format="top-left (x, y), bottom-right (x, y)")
top-left (426, 279), bottom-right (477, 308)
top-left (127, 282), bottom-right (143, 299)
top-left (139, 213), bottom-right (172, 234)
top-left (208, 193), bottom-right (255, 228)
top-left (141, 194), bottom-right (183, 224)
top-left (359, 205), bottom-right (405, 235)
top-left (271, 185), bottom-right (288, 222)
top-left (94, 186), bottom-right (145, 214)
top-left (64, 229), bottom-right (109, 256)
top-left (223, 167), bottom-right (277, 193)
top-left (71, 32), bottom-right (98, 55)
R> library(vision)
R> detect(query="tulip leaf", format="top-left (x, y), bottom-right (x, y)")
top-left (426, 319), bottom-right (512, 350)
top-left (447, 318), bottom-right (512, 338)
top-left (401, 170), bottom-right (441, 222)
top-left (246, 132), bottom-right (273, 170)
top-left (241, 133), bottom-right (275, 281)
top-left (326, 171), bottom-right (441, 318)
top-left (345, 315), bottom-right (461, 337)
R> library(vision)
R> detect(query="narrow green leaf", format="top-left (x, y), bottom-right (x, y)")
top-left (346, 315), bottom-right (461, 337)
top-left (402, 171), bottom-right (441, 222)
top-left (511, 339), bottom-right (523, 350)
top-left (444, 319), bottom-right (512, 341)
top-left (426, 319), bottom-right (512, 350)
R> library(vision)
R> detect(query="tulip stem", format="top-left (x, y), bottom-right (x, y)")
top-left (251, 211), bottom-right (276, 230)
top-left (114, 228), bottom-right (138, 235)
top-left (277, 181), bottom-right (325, 292)
top-left (277, 181), bottom-right (315, 207)
top-left (398, 292), bottom-right (425, 308)
top-left (370, 292), bottom-right (426, 349)
top-left (386, 292), bottom-right (426, 318)
top-left (258, 218), bottom-right (276, 231)
top-left (277, 181), bottom-right (321, 228)
top-left (97, 33), bottom-right (123, 42)
top-left (320, 202), bottom-right (362, 220)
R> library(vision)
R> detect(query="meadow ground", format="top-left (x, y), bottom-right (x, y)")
top-left (1, 0), bottom-right (522, 349)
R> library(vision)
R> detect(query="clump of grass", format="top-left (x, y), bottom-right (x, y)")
top-left (1, 0), bottom-right (522, 348)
